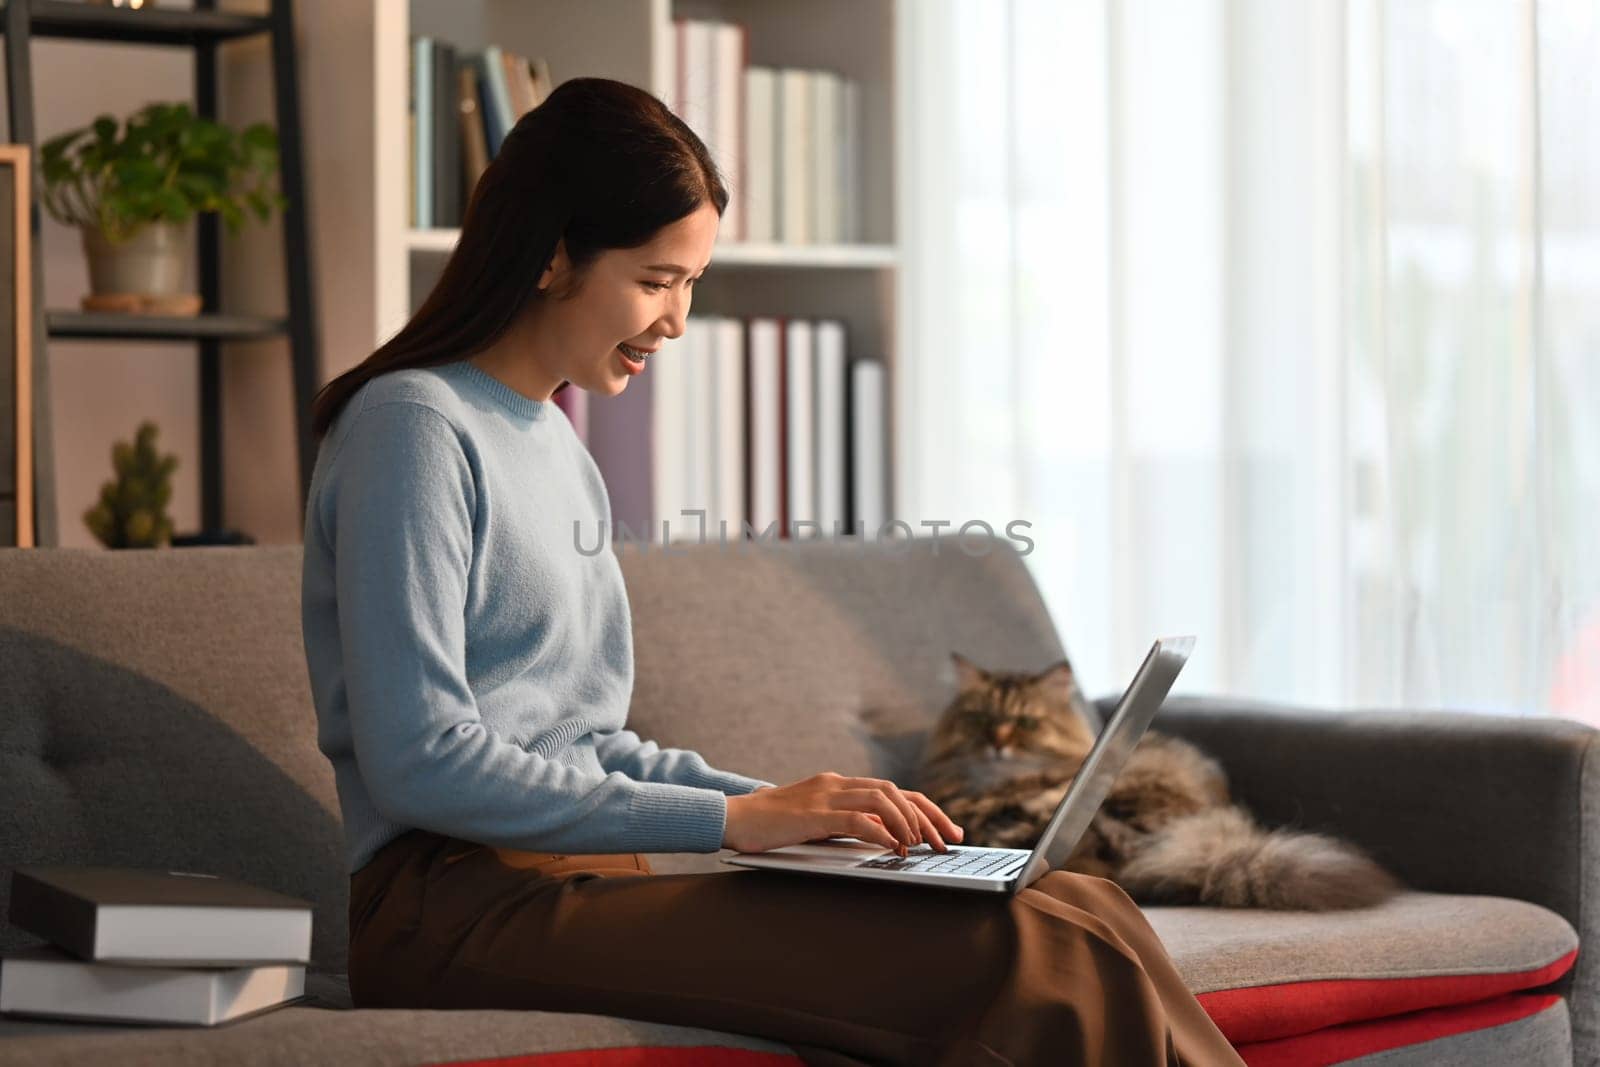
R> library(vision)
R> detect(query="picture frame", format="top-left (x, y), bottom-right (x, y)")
top-left (0, 144), bottom-right (31, 548)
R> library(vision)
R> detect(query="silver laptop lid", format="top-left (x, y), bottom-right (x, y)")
top-left (1010, 636), bottom-right (1195, 895)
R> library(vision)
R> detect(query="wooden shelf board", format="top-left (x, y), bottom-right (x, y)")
top-left (17, 2), bottom-right (271, 45)
top-left (46, 310), bottom-right (288, 342)
top-left (406, 228), bottom-right (897, 268)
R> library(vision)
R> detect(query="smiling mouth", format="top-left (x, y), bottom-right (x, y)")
top-left (617, 343), bottom-right (653, 364)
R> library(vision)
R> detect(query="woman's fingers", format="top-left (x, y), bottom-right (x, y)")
top-left (841, 779), bottom-right (923, 848)
top-left (856, 812), bottom-right (900, 852)
top-left (848, 788), bottom-right (916, 853)
top-left (907, 791), bottom-right (964, 843)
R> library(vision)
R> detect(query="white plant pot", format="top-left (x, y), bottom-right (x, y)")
top-left (81, 220), bottom-right (192, 298)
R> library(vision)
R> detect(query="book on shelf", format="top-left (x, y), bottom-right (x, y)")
top-left (742, 67), bottom-right (776, 244)
top-left (745, 317), bottom-right (785, 537)
top-left (411, 36), bottom-right (433, 229)
top-left (813, 320), bottom-right (847, 533)
top-left (650, 320), bottom-right (689, 538)
top-left (432, 38), bottom-right (460, 228)
top-left (711, 21), bottom-right (747, 243)
top-left (7, 865), bottom-right (313, 967)
top-left (712, 316), bottom-right (747, 538)
top-left (778, 68), bottom-right (811, 245)
top-left (850, 359), bottom-right (887, 535)
top-left (458, 62), bottom-right (490, 195)
top-left (553, 382), bottom-right (589, 443)
top-left (784, 318), bottom-right (816, 529)
top-left (684, 319), bottom-right (714, 540)
top-left (0, 945), bottom-right (307, 1027)
top-left (810, 70), bottom-right (840, 245)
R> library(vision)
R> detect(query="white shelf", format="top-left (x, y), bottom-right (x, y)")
top-left (406, 228), bottom-right (898, 269)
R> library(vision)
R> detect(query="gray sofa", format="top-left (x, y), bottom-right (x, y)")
top-left (0, 539), bottom-right (1592, 1066)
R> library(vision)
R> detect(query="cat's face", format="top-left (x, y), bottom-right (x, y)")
top-left (924, 653), bottom-right (1098, 764)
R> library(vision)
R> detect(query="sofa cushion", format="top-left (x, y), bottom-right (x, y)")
top-left (1232, 992), bottom-right (1569, 1066)
top-left (617, 537), bottom-right (1079, 792)
top-left (0, 975), bottom-right (805, 1067)
top-left (1148, 891), bottom-right (1579, 1044)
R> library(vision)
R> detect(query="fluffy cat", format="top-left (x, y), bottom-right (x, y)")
top-left (914, 652), bottom-right (1400, 910)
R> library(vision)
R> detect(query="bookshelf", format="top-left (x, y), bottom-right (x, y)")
top-left (1, 0), bottom-right (321, 547)
top-left (299, 0), bottom-right (902, 537)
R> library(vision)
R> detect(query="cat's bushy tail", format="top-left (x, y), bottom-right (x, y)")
top-left (1116, 806), bottom-right (1400, 910)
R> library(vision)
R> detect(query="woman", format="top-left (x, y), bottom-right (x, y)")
top-left (301, 76), bottom-right (1243, 1067)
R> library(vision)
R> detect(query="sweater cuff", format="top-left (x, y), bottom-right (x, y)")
top-left (627, 782), bottom-right (729, 853)
top-left (672, 763), bottom-right (777, 797)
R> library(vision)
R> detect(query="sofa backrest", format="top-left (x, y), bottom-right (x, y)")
top-left (0, 536), bottom-right (1067, 973)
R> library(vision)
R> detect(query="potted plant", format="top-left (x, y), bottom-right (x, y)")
top-left (84, 421), bottom-right (178, 549)
top-left (41, 102), bottom-right (282, 316)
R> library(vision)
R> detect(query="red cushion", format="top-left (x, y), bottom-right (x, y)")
top-left (1198, 947), bottom-right (1577, 1044)
top-left (1234, 992), bottom-right (1564, 1066)
top-left (427, 1048), bottom-right (802, 1067)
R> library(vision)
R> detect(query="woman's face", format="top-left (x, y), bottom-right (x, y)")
top-left (538, 202), bottom-right (720, 398)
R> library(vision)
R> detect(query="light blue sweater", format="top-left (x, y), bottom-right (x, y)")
top-left (301, 361), bottom-right (773, 874)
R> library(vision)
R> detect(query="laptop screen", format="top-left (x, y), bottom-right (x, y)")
top-left (1010, 636), bottom-right (1194, 894)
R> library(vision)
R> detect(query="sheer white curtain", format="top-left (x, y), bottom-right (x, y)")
top-left (896, 0), bottom-right (1600, 719)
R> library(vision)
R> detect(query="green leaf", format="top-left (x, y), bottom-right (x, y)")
top-left (39, 100), bottom-right (283, 233)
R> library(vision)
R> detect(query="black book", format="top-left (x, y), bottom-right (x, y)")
top-left (433, 39), bottom-right (461, 228)
top-left (8, 866), bottom-right (312, 967)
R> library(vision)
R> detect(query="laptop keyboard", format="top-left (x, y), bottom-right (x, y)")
top-left (857, 845), bottom-right (1025, 879)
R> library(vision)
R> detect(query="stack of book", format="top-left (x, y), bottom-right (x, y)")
top-left (0, 866), bottom-right (313, 1027)
top-left (410, 36), bottom-right (553, 228)
top-left (577, 315), bottom-right (887, 545)
top-left (670, 17), bottom-right (863, 245)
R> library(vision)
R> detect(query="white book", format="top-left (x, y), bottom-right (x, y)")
top-left (810, 70), bottom-right (840, 245)
top-left (684, 21), bottom-right (715, 180)
top-left (851, 360), bottom-right (886, 537)
top-left (839, 78), bottom-right (860, 242)
top-left (813, 320), bottom-right (847, 536)
top-left (413, 37), bottom-right (432, 229)
top-left (743, 68), bottom-right (776, 244)
top-left (684, 317), bottom-right (715, 539)
top-left (0, 946), bottom-right (305, 1027)
top-left (713, 22), bottom-right (745, 242)
top-left (651, 325), bottom-right (689, 540)
top-left (669, 18), bottom-right (685, 115)
top-left (746, 318), bottom-right (784, 536)
top-left (713, 317), bottom-right (747, 540)
top-left (785, 319), bottom-right (816, 532)
top-left (779, 69), bottom-right (813, 244)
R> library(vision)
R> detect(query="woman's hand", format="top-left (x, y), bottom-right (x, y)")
top-left (723, 773), bottom-right (965, 856)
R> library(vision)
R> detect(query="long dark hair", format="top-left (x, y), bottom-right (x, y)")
top-left (311, 77), bottom-right (729, 440)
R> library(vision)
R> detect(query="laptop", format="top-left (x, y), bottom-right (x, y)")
top-left (722, 636), bottom-right (1195, 896)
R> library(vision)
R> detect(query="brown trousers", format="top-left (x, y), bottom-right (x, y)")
top-left (348, 829), bottom-right (1244, 1067)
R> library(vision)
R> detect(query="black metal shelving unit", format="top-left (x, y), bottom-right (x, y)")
top-left (2, 0), bottom-right (319, 545)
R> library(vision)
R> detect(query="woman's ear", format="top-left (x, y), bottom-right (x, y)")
top-left (538, 238), bottom-right (571, 293)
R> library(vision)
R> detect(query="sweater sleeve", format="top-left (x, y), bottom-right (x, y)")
top-left (591, 727), bottom-right (776, 795)
top-left (326, 398), bottom-right (730, 854)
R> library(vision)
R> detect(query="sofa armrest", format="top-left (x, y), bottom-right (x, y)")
top-left (1104, 694), bottom-right (1599, 1052)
